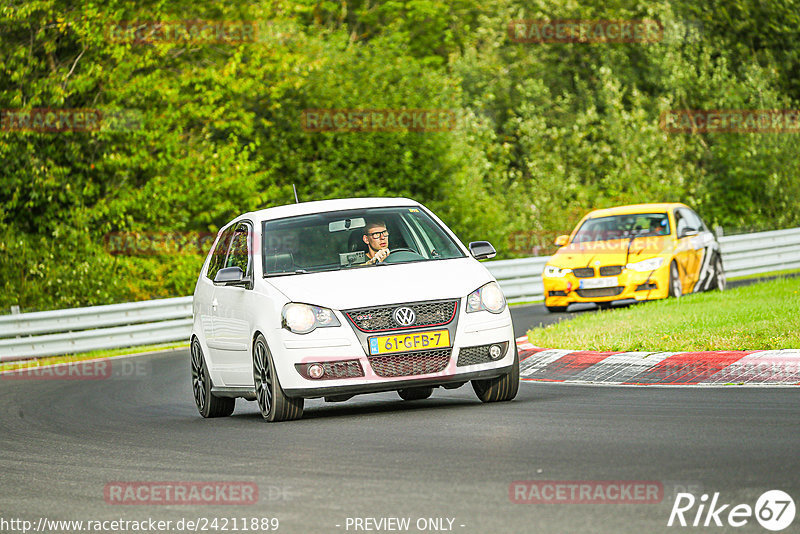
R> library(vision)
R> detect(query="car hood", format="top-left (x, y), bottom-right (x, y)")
top-left (264, 258), bottom-right (494, 310)
top-left (550, 236), bottom-right (673, 268)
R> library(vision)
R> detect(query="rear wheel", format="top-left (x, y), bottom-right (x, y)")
top-left (397, 387), bottom-right (433, 401)
top-left (710, 255), bottom-right (726, 291)
top-left (668, 261), bottom-right (682, 298)
top-left (191, 338), bottom-right (235, 418)
top-left (253, 334), bottom-right (304, 422)
top-left (472, 346), bottom-right (520, 403)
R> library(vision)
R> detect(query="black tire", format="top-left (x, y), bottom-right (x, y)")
top-left (471, 345), bottom-right (520, 403)
top-left (668, 261), bottom-right (682, 298)
top-left (598, 302), bottom-right (612, 310)
top-left (397, 387), bottom-right (433, 401)
top-left (191, 338), bottom-right (235, 418)
top-left (253, 334), bottom-right (303, 422)
top-left (710, 255), bottom-right (726, 291)
top-left (545, 305), bottom-right (568, 313)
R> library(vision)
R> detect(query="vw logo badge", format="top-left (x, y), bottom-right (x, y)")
top-left (393, 306), bottom-right (416, 326)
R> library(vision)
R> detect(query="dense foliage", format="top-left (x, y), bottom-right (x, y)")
top-left (2, 0), bottom-right (799, 311)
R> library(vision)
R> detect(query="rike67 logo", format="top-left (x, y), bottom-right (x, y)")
top-left (668, 490), bottom-right (795, 531)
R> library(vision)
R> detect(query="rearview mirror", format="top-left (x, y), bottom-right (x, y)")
top-left (214, 266), bottom-right (245, 285)
top-left (328, 218), bottom-right (365, 233)
top-left (678, 227), bottom-right (698, 239)
top-left (554, 235), bottom-right (569, 247)
top-left (468, 241), bottom-right (497, 260)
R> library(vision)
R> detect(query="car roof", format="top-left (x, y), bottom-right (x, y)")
top-left (238, 197), bottom-right (421, 222)
top-left (585, 203), bottom-right (687, 218)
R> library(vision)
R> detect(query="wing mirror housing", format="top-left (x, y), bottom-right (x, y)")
top-left (214, 266), bottom-right (251, 287)
top-left (468, 241), bottom-right (497, 260)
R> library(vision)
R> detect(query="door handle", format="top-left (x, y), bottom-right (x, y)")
top-left (212, 298), bottom-right (218, 309)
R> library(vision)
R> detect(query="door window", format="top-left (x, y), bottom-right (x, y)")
top-left (225, 223), bottom-right (251, 275)
top-left (207, 226), bottom-right (236, 281)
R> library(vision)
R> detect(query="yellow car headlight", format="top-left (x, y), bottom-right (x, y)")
top-left (543, 265), bottom-right (573, 278)
top-left (625, 257), bottom-right (665, 272)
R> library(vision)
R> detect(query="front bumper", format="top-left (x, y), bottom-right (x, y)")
top-left (543, 263), bottom-right (670, 307)
top-left (273, 298), bottom-right (516, 398)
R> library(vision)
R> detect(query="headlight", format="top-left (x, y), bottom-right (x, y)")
top-left (543, 265), bottom-right (572, 278)
top-left (466, 282), bottom-right (507, 314)
top-left (625, 257), bottom-right (665, 272)
top-left (282, 303), bottom-right (341, 334)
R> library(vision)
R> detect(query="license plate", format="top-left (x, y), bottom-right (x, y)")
top-left (368, 330), bottom-right (450, 355)
top-left (579, 277), bottom-right (618, 289)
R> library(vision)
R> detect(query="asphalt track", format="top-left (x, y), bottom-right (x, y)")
top-left (2, 310), bottom-right (799, 533)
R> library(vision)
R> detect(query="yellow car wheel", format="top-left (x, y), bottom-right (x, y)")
top-left (668, 261), bottom-right (682, 298)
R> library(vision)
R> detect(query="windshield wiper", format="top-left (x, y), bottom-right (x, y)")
top-left (265, 269), bottom-right (309, 277)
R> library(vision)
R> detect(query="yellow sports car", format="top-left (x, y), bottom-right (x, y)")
top-left (542, 203), bottom-right (725, 312)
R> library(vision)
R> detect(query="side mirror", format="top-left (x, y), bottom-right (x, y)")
top-left (554, 235), bottom-right (569, 247)
top-left (468, 241), bottom-right (497, 260)
top-left (678, 227), bottom-right (698, 239)
top-left (214, 266), bottom-right (245, 285)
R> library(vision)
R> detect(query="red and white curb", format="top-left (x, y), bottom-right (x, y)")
top-left (515, 336), bottom-right (800, 385)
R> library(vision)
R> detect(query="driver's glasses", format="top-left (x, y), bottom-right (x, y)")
top-left (368, 230), bottom-right (389, 239)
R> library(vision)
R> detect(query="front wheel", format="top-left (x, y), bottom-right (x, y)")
top-left (668, 261), bottom-right (682, 298)
top-left (253, 334), bottom-right (304, 422)
top-left (710, 255), bottom-right (726, 291)
top-left (472, 346), bottom-right (520, 403)
top-left (545, 305), bottom-right (568, 313)
top-left (191, 338), bottom-right (235, 418)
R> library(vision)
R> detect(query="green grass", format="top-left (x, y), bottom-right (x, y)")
top-left (0, 341), bottom-right (188, 373)
top-left (527, 277), bottom-right (800, 351)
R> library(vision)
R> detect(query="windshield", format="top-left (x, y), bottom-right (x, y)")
top-left (261, 206), bottom-right (465, 275)
top-left (572, 213), bottom-right (670, 243)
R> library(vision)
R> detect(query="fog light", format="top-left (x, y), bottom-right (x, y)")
top-left (489, 344), bottom-right (503, 360)
top-left (308, 364), bottom-right (325, 379)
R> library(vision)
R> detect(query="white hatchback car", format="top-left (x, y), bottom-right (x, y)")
top-left (190, 197), bottom-right (519, 421)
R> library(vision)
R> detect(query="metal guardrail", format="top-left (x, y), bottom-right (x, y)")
top-left (0, 297), bottom-right (193, 362)
top-left (1, 227), bottom-right (798, 361)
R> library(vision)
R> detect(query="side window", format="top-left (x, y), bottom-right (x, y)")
top-left (225, 223), bottom-right (251, 274)
top-left (207, 226), bottom-right (235, 281)
top-left (674, 210), bottom-right (688, 237)
top-left (687, 210), bottom-right (708, 232)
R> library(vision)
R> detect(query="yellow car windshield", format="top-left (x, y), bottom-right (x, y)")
top-left (573, 213), bottom-right (670, 243)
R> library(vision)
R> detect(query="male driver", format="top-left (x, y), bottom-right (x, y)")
top-left (363, 220), bottom-right (390, 264)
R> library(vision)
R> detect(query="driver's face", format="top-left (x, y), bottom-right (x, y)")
top-left (363, 225), bottom-right (389, 253)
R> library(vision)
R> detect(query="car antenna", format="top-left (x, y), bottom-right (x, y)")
top-left (292, 184), bottom-right (300, 203)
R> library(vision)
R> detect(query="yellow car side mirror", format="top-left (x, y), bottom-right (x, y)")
top-left (554, 235), bottom-right (569, 247)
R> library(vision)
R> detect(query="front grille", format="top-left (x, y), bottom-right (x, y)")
top-left (572, 268), bottom-right (595, 278)
top-left (576, 286), bottom-right (624, 298)
top-left (457, 343), bottom-right (508, 366)
top-left (368, 349), bottom-right (451, 377)
top-left (345, 300), bottom-right (457, 332)
top-left (599, 265), bottom-right (623, 276)
top-left (636, 282), bottom-right (658, 291)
